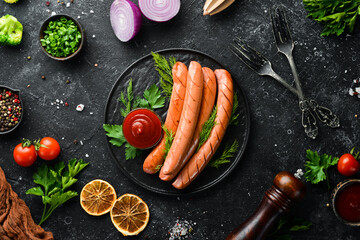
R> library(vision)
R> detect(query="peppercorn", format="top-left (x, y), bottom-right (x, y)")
top-left (0, 88), bottom-right (22, 132)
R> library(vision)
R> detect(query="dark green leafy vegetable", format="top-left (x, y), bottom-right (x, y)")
top-left (209, 139), bottom-right (239, 168)
top-left (303, 0), bottom-right (360, 36)
top-left (40, 16), bottom-right (82, 57)
top-left (0, 14), bottom-right (23, 46)
top-left (304, 149), bottom-right (339, 190)
top-left (230, 93), bottom-right (239, 126)
top-left (142, 84), bottom-right (166, 109)
top-left (197, 107), bottom-right (217, 152)
top-left (26, 159), bottom-right (89, 225)
top-left (151, 52), bottom-right (176, 98)
top-left (267, 217), bottom-right (312, 240)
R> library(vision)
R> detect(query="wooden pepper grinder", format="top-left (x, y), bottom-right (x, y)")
top-left (226, 171), bottom-right (306, 240)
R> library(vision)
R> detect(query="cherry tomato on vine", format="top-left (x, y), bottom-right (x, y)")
top-left (338, 153), bottom-right (360, 177)
top-left (13, 140), bottom-right (37, 167)
top-left (36, 137), bottom-right (61, 161)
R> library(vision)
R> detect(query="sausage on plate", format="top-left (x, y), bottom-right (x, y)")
top-left (172, 69), bottom-right (234, 189)
top-left (160, 61), bottom-right (204, 178)
top-left (143, 62), bottom-right (187, 174)
top-left (159, 67), bottom-right (217, 181)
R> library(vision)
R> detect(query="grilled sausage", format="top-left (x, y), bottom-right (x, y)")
top-left (172, 69), bottom-right (234, 189)
top-left (160, 61), bottom-right (204, 178)
top-left (159, 67), bottom-right (217, 181)
top-left (143, 62), bottom-right (188, 174)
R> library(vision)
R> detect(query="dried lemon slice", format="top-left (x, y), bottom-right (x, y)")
top-left (80, 179), bottom-right (117, 216)
top-left (110, 193), bottom-right (150, 236)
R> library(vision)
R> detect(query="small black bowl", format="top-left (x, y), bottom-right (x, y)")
top-left (331, 179), bottom-right (360, 226)
top-left (39, 14), bottom-right (85, 61)
top-left (0, 85), bottom-right (23, 135)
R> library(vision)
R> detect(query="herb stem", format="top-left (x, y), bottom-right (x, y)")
top-left (39, 203), bottom-right (47, 226)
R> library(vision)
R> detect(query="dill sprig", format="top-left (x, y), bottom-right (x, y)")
top-left (151, 52), bottom-right (176, 98)
top-left (197, 107), bottom-right (217, 152)
top-left (118, 79), bottom-right (135, 117)
top-left (229, 93), bottom-right (239, 126)
top-left (163, 125), bottom-right (175, 158)
top-left (209, 140), bottom-right (239, 169)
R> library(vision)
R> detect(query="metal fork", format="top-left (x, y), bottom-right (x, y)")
top-left (270, 5), bottom-right (340, 129)
top-left (230, 38), bottom-right (318, 139)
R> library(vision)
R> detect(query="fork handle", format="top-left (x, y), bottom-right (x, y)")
top-left (299, 100), bottom-right (318, 139)
top-left (286, 54), bottom-right (305, 100)
top-left (308, 99), bottom-right (340, 128)
top-left (269, 71), bottom-right (299, 96)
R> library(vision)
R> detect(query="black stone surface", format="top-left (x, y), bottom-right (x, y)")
top-left (0, 0), bottom-right (359, 239)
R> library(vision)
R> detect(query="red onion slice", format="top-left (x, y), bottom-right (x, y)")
top-left (139, 0), bottom-right (181, 22)
top-left (110, 0), bottom-right (142, 42)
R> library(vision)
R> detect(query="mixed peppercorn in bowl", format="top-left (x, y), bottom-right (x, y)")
top-left (0, 86), bottom-right (23, 134)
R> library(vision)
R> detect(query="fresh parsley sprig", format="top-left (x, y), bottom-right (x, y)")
top-left (26, 159), bottom-right (89, 225)
top-left (163, 125), bottom-right (175, 158)
top-left (152, 52), bottom-right (176, 98)
top-left (303, 0), bottom-right (360, 36)
top-left (304, 150), bottom-right (339, 190)
top-left (209, 140), bottom-right (239, 168)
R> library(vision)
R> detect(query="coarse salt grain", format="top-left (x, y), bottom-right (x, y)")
top-left (92, 35), bottom-right (96, 38)
top-left (80, 140), bottom-right (83, 145)
top-left (349, 88), bottom-right (355, 96)
top-left (90, 112), bottom-right (93, 115)
top-left (77, 16), bottom-right (81, 19)
top-left (90, 10), bottom-right (94, 13)
top-left (51, 11), bottom-right (56, 16)
top-left (168, 220), bottom-right (194, 240)
top-left (85, 154), bottom-right (89, 158)
top-left (355, 87), bottom-right (360, 93)
top-left (66, 2), bottom-right (70, 7)
top-left (294, 169), bottom-right (304, 179)
top-left (76, 104), bottom-right (85, 112)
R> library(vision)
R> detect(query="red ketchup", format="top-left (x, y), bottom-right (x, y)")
top-left (335, 182), bottom-right (360, 222)
top-left (122, 109), bottom-right (162, 149)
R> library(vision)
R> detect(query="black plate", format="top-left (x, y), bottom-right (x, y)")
top-left (104, 49), bottom-right (250, 196)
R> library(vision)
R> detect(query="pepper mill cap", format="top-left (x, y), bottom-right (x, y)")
top-left (273, 171), bottom-right (306, 201)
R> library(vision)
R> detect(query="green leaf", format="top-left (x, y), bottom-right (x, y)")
top-left (198, 107), bottom-right (217, 152)
top-left (125, 143), bottom-right (141, 160)
top-left (68, 159), bottom-right (89, 178)
top-left (26, 187), bottom-right (44, 196)
top-left (267, 216), bottom-right (312, 240)
top-left (152, 52), bottom-right (175, 98)
top-left (118, 79), bottom-right (134, 117)
top-left (163, 125), bottom-right (175, 158)
top-left (230, 93), bottom-right (240, 126)
top-left (209, 140), bottom-right (239, 169)
top-left (62, 176), bottom-right (78, 190)
top-left (143, 84), bottom-right (165, 109)
top-left (47, 191), bottom-right (78, 208)
top-left (304, 150), bottom-right (339, 185)
top-left (33, 164), bottom-right (56, 194)
top-left (103, 124), bottom-right (126, 148)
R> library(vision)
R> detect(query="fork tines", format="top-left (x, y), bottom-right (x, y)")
top-left (270, 5), bottom-right (292, 45)
top-left (230, 38), bottom-right (269, 74)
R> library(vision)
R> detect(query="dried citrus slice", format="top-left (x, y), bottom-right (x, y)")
top-left (80, 179), bottom-right (117, 216)
top-left (110, 193), bottom-right (150, 236)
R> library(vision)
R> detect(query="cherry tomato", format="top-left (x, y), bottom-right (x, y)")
top-left (37, 137), bottom-right (61, 161)
top-left (338, 153), bottom-right (360, 176)
top-left (13, 144), bottom-right (37, 167)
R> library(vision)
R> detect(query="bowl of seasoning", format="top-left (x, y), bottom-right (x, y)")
top-left (39, 14), bottom-right (84, 61)
top-left (331, 179), bottom-right (360, 226)
top-left (0, 86), bottom-right (23, 134)
top-left (122, 108), bottom-right (163, 149)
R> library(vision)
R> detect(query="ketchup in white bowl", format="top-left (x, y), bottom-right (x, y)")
top-left (122, 108), bottom-right (162, 149)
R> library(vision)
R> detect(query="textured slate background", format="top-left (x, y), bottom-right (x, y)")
top-left (1, 0), bottom-right (360, 239)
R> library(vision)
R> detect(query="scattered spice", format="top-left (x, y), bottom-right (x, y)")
top-left (66, 79), bottom-right (70, 84)
top-left (348, 78), bottom-right (360, 98)
top-left (0, 88), bottom-right (22, 132)
top-left (46, 1), bottom-right (50, 6)
top-left (73, 139), bottom-right (78, 144)
top-left (326, 203), bottom-right (330, 207)
top-left (27, 84), bottom-right (30, 88)
top-left (65, 102), bottom-right (69, 107)
top-left (71, 0), bottom-right (74, 3)
top-left (66, 2), bottom-right (70, 7)
top-left (355, 114), bottom-right (358, 118)
top-left (94, 63), bottom-right (98, 67)
top-left (76, 104), bottom-right (85, 112)
top-left (41, 75), bottom-right (46, 80)
top-left (168, 220), bottom-right (195, 240)
top-left (27, 56), bottom-right (31, 60)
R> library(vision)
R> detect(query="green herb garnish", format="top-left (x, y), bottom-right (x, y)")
top-left (230, 93), bottom-right (240, 126)
top-left (118, 79), bottom-right (135, 117)
top-left (303, 0), bottom-right (360, 36)
top-left (197, 107), bottom-right (217, 152)
top-left (103, 124), bottom-right (141, 160)
top-left (267, 217), bottom-right (312, 240)
top-left (142, 84), bottom-right (166, 109)
top-left (151, 52), bottom-right (176, 98)
top-left (209, 139), bottom-right (239, 168)
top-left (40, 16), bottom-right (82, 57)
top-left (304, 149), bottom-right (339, 190)
top-left (26, 159), bottom-right (88, 225)
top-left (163, 125), bottom-right (175, 158)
